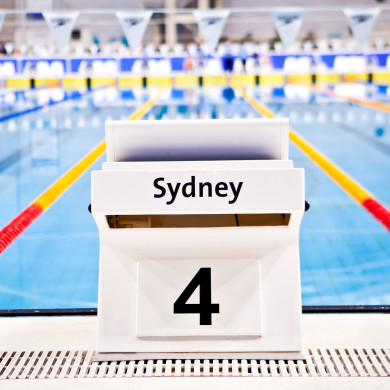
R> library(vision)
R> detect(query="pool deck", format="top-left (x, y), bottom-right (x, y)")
top-left (0, 313), bottom-right (389, 388)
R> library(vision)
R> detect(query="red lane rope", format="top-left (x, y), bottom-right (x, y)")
top-left (362, 199), bottom-right (390, 231)
top-left (0, 87), bottom-right (170, 254)
top-left (0, 204), bottom-right (43, 253)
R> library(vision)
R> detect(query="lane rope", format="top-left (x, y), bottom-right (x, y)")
top-left (240, 89), bottom-right (390, 231)
top-left (0, 87), bottom-right (110, 123)
top-left (309, 85), bottom-right (390, 114)
top-left (0, 86), bottom-right (169, 253)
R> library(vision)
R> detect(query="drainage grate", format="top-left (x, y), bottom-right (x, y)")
top-left (0, 349), bottom-right (389, 379)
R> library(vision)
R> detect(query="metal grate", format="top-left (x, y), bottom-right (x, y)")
top-left (1, 349), bottom-right (389, 379)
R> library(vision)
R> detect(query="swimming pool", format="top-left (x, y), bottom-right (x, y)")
top-left (0, 84), bottom-right (389, 310)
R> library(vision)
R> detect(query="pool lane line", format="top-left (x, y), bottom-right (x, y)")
top-left (0, 86), bottom-right (111, 123)
top-left (0, 109), bottom-right (101, 174)
top-left (301, 102), bottom-right (390, 157)
top-left (0, 86), bottom-right (59, 99)
top-left (0, 89), bottom-right (32, 100)
top-left (0, 87), bottom-right (169, 254)
top-left (240, 89), bottom-right (390, 231)
top-left (309, 85), bottom-right (390, 114)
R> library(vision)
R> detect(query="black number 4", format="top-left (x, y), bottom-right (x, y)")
top-left (174, 268), bottom-right (220, 325)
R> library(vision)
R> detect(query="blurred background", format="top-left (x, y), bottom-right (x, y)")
top-left (1, 0), bottom-right (390, 55)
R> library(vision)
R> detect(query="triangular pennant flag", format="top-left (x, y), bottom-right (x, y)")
top-left (271, 10), bottom-right (305, 49)
top-left (0, 12), bottom-right (6, 33)
top-left (193, 10), bottom-right (230, 53)
top-left (43, 11), bottom-right (79, 53)
top-left (116, 11), bottom-right (152, 53)
top-left (343, 8), bottom-right (381, 48)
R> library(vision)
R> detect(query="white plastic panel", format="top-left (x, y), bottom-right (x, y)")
top-left (105, 119), bottom-right (289, 162)
top-left (91, 168), bottom-right (304, 214)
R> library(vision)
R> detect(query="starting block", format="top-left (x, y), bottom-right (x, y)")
top-left (91, 118), bottom-right (305, 361)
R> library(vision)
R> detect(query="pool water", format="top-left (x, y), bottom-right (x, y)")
top-left (0, 85), bottom-right (389, 309)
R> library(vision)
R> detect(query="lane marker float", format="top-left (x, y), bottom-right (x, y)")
top-left (0, 87), bottom-right (169, 253)
top-left (309, 85), bottom-right (390, 114)
top-left (0, 88), bottom-right (103, 123)
top-left (240, 89), bottom-right (390, 231)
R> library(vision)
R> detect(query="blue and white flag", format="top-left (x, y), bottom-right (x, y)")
top-left (271, 10), bottom-right (305, 49)
top-left (43, 11), bottom-right (79, 52)
top-left (343, 8), bottom-right (381, 48)
top-left (116, 11), bottom-right (152, 53)
top-left (193, 10), bottom-right (230, 53)
top-left (0, 12), bottom-right (6, 33)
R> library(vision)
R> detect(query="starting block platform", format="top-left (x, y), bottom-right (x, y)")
top-left (91, 118), bottom-right (305, 360)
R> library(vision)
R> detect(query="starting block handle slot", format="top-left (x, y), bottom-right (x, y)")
top-left (105, 213), bottom-right (291, 229)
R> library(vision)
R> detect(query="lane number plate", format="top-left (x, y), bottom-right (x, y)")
top-left (137, 259), bottom-right (262, 337)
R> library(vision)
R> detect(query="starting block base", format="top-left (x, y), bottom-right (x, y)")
top-left (92, 119), bottom-right (305, 361)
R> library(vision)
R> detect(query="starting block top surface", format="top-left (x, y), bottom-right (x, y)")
top-left (105, 118), bottom-right (289, 162)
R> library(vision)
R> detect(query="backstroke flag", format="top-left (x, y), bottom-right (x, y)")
top-left (0, 12), bottom-right (6, 33)
top-left (43, 11), bottom-right (79, 53)
top-left (193, 10), bottom-right (230, 53)
top-left (116, 11), bottom-right (152, 53)
top-left (271, 10), bottom-right (305, 49)
top-left (343, 8), bottom-right (381, 48)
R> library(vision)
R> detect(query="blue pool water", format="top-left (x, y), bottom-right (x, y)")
top-left (0, 85), bottom-right (389, 309)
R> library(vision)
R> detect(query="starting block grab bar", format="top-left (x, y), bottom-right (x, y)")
top-left (105, 213), bottom-right (292, 228)
top-left (91, 118), bottom-right (307, 361)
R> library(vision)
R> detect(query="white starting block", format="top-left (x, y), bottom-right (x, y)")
top-left (91, 118), bottom-right (305, 361)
